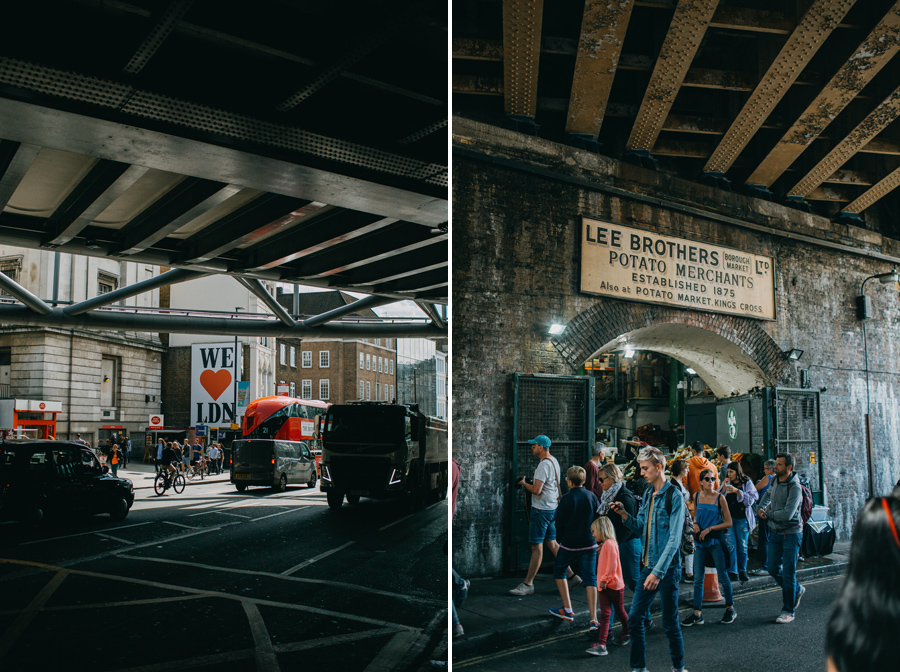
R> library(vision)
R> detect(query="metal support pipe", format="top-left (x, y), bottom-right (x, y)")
top-left (233, 276), bottom-right (296, 327)
top-left (0, 272), bottom-right (53, 314)
top-left (302, 294), bottom-right (397, 328)
top-left (416, 302), bottom-right (445, 329)
top-left (64, 267), bottom-right (209, 315)
top-left (0, 305), bottom-right (446, 338)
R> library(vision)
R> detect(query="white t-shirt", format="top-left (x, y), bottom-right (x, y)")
top-left (208, 446), bottom-right (219, 459)
top-left (532, 456), bottom-right (561, 511)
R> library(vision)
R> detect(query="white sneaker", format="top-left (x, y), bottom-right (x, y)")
top-left (775, 612), bottom-right (795, 624)
top-left (453, 624), bottom-right (464, 639)
top-left (567, 574), bottom-right (583, 590)
top-left (794, 585), bottom-right (806, 609)
top-left (508, 582), bottom-right (534, 596)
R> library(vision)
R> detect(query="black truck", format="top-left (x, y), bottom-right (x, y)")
top-left (320, 402), bottom-right (448, 509)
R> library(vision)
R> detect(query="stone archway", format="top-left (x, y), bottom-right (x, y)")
top-left (552, 302), bottom-right (788, 398)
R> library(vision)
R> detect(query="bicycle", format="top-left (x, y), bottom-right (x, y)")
top-left (186, 457), bottom-right (208, 480)
top-left (154, 468), bottom-right (185, 495)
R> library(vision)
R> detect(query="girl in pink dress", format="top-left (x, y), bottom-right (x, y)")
top-left (586, 516), bottom-right (630, 656)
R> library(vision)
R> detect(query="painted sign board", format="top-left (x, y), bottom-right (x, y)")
top-left (191, 342), bottom-right (242, 425)
top-left (148, 414), bottom-right (164, 429)
top-left (716, 400), bottom-right (751, 454)
top-left (580, 217), bottom-right (776, 320)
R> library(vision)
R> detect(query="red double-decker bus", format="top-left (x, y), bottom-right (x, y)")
top-left (229, 396), bottom-right (329, 492)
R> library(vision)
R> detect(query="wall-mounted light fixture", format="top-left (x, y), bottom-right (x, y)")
top-left (785, 348), bottom-right (804, 361)
top-left (685, 367), bottom-right (696, 375)
top-left (549, 323), bottom-right (566, 335)
top-left (103, 376), bottom-right (110, 383)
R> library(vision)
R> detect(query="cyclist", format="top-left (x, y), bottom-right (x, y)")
top-left (161, 442), bottom-right (178, 484)
top-left (173, 441), bottom-right (184, 474)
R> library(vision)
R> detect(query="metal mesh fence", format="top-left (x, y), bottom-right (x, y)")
top-left (776, 391), bottom-right (821, 494)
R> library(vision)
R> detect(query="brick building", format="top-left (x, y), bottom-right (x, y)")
top-left (453, 117), bottom-right (900, 577)
top-left (275, 290), bottom-right (397, 404)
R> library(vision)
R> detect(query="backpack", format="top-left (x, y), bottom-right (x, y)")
top-left (798, 481), bottom-right (813, 526)
top-left (664, 485), bottom-right (695, 556)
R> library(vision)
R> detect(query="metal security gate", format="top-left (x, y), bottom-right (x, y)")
top-left (769, 388), bottom-right (824, 505)
top-left (510, 373), bottom-right (595, 571)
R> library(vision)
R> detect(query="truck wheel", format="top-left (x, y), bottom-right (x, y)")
top-left (235, 483), bottom-right (247, 492)
top-left (437, 463), bottom-right (448, 501)
top-left (327, 491), bottom-right (343, 509)
top-left (346, 493), bottom-right (360, 505)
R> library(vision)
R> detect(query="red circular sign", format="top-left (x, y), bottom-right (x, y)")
top-left (39, 402), bottom-right (46, 410)
top-left (151, 416), bottom-right (161, 425)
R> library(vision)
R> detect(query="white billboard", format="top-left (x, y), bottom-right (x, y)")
top-left (191, 342), bottom-right (242, 426)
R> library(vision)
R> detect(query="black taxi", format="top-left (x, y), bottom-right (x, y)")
top-left (0, 440), bottom-right (135, 524)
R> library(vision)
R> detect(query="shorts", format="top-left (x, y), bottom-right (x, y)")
top-left (553, 546), bottom-right (598, 586)
top-left (528, 508), bottom-right (557, 544)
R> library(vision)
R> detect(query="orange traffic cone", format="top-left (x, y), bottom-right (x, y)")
top-left (702, 566), bottom-right (722, 603)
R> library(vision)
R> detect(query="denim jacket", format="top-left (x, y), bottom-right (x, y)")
top-left (623, 480), bottom-right (684, 578)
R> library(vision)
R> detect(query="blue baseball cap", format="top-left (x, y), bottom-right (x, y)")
top-left (528, 435), bottom-right (551, 448)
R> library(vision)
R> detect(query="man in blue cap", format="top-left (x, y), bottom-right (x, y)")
top-left (509, 434), bottom-right (581, 596)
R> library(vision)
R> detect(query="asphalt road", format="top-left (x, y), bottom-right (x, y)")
top-left (0, 476), bottom-right (448, 672)
top-left (455, 573), bottom-right (844, 672)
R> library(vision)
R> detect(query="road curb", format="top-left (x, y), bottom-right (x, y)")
top-left (453, 560), bottom-right (848, 662)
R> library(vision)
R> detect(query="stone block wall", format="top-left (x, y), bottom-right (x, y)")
top-left (452, 117), bottom-right (900, 576)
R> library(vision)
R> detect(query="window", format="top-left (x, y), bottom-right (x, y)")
top-left (319, 379), bottom-right (330, 400)
top-left (378, 357), bottom-right (383, 373)
top-left (390, 384), bottom-right (394, 400)
top-left (290, 346), bottom-right (296, 367)
top-left (384, 384), bottom-right (388, 401)
top-left (366, 354), bottom-right (371, 370)
top-left (0, 256), bottom-right (22, 297)
top-left (100, 357), bottom-right (118, 408)
top-left (375, 338), bottom-right (381, 346)
top-left (389, 360), bottom-right (394, 375)
top-left (301, 380), bottom-right (312, 399)
top-left (280, 344), bottom-right (286, 365)
top-left (374, 382), bottom-right (379, 401)
top-left (386, 338), bottom-right (391, 348)
top-left (359, 353), bottom-right (364, 369)
top-left (302, 351), bottom-right (312, 368)
top-left (98, 271), bottom-right (118, 295)
top-left (289, 381), bottom-right (295, 397)
top-left (366, 381), bottom-right (371, 401)
top-left (359, 381), bottom-right (365, 400)
top-left (319, 350), bottom-right (330, 368)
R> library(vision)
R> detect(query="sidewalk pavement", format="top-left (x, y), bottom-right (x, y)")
top-left (114, 459), bottom-right (230, 490)
top-left (453, 541), bottom-right (851, 660)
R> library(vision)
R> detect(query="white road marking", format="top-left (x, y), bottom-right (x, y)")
top-left (362, 630), bottom-right (421, 672)
top-left (161, 521), bottom-right (198, 529)
top-left (95, 533), bottom-right (135, 545)
top-left (19, 522), bottom-right (154, 546)
top-left (379, 513), bottom-right (414, 531)
top-left (0, 570), bottom-right (68, 661)
top-left (212, 511), bottom-right (253, 519)
top-left (116, 555), bottom-right (443, 605)
top-left (243, 601), bottom-right (281, 672)
top-left (281, 540), bottom-right (355, 575)
top-left (250, 507), bottom-right (308, 522)
top-left (45, 595), bottom-right (205, 611)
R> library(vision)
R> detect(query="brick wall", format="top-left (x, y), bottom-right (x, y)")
top-left (453, 118), bottom-right (900, 576)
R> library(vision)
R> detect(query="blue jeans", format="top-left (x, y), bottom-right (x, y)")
top-left (725, 517), bottom-right (750, 573)
top-left (452, 568), bottom-right (467, 626)
top-left (618, 537), bottom-right (641, 592)
top-left (767, 531), bottom-right (802, 614)
top-left (692, 542), bottom-right (733, 610)
top-left (553, 546), bottom-right (597, 586)
top-left (628, 565), bottom-right (684, 671)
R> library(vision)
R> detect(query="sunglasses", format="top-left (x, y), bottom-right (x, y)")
top-left (701, 477), bottom-right (715, 482)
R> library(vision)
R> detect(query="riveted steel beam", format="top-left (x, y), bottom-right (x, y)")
top-left (237, 210), bottom-right (397, 272)
top-left (842, 165), bottom-right (900, 214)
top-left (302, 295), bottom-right (397, 329)
top-left (112, 177), bottom-right (229, 256)
top-left (399, 119), bottom-right (448, 145)
top-left (0, 305), bottom-right (447, 338)
top-left (64, 268), bottom-right (208, 316)
top-left (704, 0), bottom-right (854, 176)
top-left (0, 140), bottom-right (40, 213)
top-left (788, 85), bottom-right (900, 198)
top-left (502, 0), bottom-right (544, 118)
top-left (123, 0), bottom-right (195, 75)
top-left (565, 0), bottom-right (636, 138)
top-left (744, 1), bottom-right (900, 187)
top-left (626, 0), bottom-right (720, 153)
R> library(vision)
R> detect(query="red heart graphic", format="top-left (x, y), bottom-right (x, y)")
top-left (200, 369), bottom-right (232, 401)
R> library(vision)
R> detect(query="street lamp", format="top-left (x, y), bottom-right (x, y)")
top-left (857, 268), bottom-right (899, 498)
